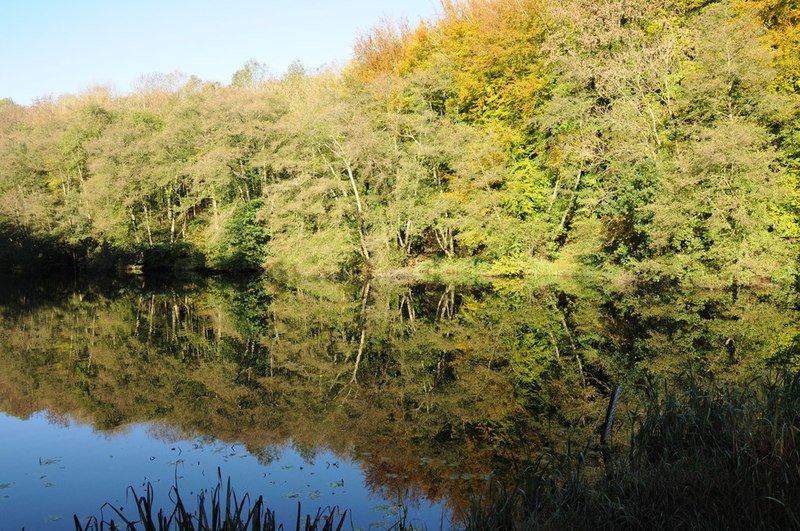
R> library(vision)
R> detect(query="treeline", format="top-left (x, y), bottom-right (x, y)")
top-left (0, 0), bottom-right (798, 285)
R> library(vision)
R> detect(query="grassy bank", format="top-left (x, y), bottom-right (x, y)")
top-left (465, 371), bottom-right (800, 530)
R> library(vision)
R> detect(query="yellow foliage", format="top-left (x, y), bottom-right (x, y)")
top-left (351, 0), bottom-right (549, 126)
top-left (751, 0), bottom-right (800, 91)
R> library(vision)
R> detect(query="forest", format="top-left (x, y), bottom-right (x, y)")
top-left (1, 0), bottom-right (798, 286)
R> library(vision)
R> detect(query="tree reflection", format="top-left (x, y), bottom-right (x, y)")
top-left (0, 275), bottom-right (796, 515)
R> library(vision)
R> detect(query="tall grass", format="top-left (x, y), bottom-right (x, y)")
top-left (73, 473), bottom-right (353, 531)
top-left (465, 371), bottom-right (800, 530)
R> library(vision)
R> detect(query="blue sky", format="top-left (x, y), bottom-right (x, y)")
top-left (0, 0), bottom-right (440, 105)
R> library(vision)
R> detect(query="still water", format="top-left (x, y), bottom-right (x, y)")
top-left (0, 275), bottom-right (797, 529)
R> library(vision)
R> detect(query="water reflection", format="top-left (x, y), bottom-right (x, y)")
top-left (0, 275), bottom-right (797, 527)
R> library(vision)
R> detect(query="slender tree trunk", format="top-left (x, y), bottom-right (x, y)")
top-left (547, 176), bottom-right (561, 213)
top-left (211, 195), bottom-right (219, 231)
top-left (344, 160), bottom-right (370, 264)
top-left (143, 204), bottom-right (153, 245)
top-left (555, 169), bottom-right (582, 243)
top-left (129, 208), bottom-right (141, 244)
top-left (434, 225), bottom-right (454, 259)
top-left (352, 281), bottom-right (371, 383)
top-left (169, 204), bottom-right (176, 244)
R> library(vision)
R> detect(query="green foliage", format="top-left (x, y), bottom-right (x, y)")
top-left (212, 199), bottom-right (269, 271)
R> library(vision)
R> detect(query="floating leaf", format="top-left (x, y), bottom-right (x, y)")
top-left (45, 515), bottom-right (62, 521)
top-left (371, 505), bottom-right (403, 517)
top-left (0, 483), bottom-right (13, 490)
top-left (301, 489), bottom-right (321, 500)
top-left (329, 480), bottom-right (344, 488)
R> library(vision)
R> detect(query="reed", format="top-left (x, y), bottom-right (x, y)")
top-left (465, 370), bottom-right (800, 530)
top-left (73, 472), bottom-right (351, 531)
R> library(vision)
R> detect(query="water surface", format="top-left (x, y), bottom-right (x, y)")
top-left (0, 275), bottom-right (796, 529)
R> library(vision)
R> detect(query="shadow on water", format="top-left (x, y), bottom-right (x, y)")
top-left (0, 219), bottom-right (210, 277)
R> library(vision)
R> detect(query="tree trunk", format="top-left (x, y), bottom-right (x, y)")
top-left (143, 204), bottom-right (153, 245)
top-left (555, 169), bottom-right (582, 243)
top-left (211, 195), bottom-right (219, 231)
top-left (345, 160), bottom-right (370, 264)
top-left (129, 208), bottom-right (141, 244)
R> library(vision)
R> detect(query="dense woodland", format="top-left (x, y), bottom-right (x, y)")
top-left (1, 0), bottom-right (799, 286)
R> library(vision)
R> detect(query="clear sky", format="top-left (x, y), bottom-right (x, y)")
top-left (0, 0), bottom-right (441, 105)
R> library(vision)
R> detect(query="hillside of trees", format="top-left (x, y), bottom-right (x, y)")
top-left (1, 0), bottom-right (798, 286)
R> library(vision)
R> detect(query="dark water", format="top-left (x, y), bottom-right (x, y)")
top-left (0, 274), bottom-right (797, 529)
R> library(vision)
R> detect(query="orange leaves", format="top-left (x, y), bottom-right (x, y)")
top-left (349, 1), bottom-right (549, 126)
top-left (351, 19), bottom-right (414, 81)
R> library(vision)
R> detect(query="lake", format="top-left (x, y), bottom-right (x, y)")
top-left (0, 274), bottom-right (797, 529)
